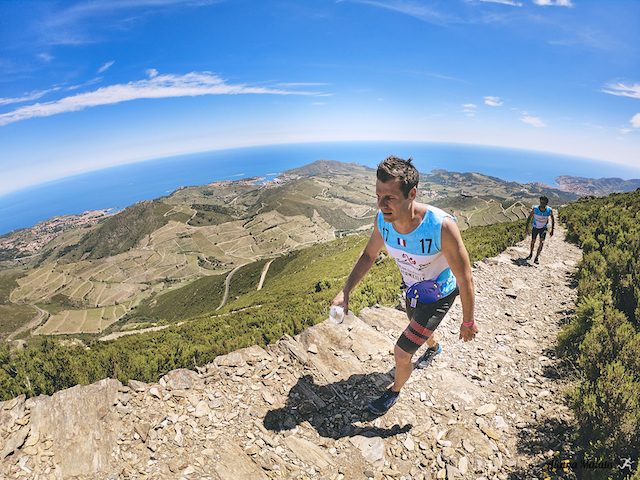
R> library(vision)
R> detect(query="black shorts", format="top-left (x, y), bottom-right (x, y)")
top-left (532, 227), bottom-right (547, 241)
top-left (397, 287), bottom-right (459, 355)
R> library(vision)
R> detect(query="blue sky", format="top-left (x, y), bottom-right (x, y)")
top-left (1, 0), bottom-right (639, 196)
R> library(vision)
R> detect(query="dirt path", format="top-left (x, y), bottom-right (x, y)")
top-left (216, 264), bottom-right (245, 311)
top-left (6, 303), bottom-right (47, 342)
top-left (257, 260), bottom-right (274, 291)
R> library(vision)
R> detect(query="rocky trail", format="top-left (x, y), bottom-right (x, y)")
top-left (0, 227), bottom-right (582, 480)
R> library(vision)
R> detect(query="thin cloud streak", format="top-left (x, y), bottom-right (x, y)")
top-left (278, 82), bottom-right (329, 87)
top-left (0, 72), bottom-right (321, 126)
top-left (521, 116), bottom-right (546, 127)
top-left (98, 61), bottom-right (115, 73)
top-left (348, 1), bottom-right (462, 26)
top-left (602, 81), bottom-right (640, 99)
top-left (462, 103), bottom-right (477, 116)
top-left (480, 0), bottom-right (522, 6)
top-left (533, 0), bottom-right (573, 6)
top-left (34, 0), bottom-right (221, 46)
top-left (0, 89), bottom-right (59, 106)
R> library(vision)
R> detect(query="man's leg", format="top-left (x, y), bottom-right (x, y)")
top-left (534, 230), bottom-right (547, 263)
top-left (365, 290), bottom-right (457, 414)
top-left (392, 345), bottom-right (413, 392)
top-left (528, 235), bottom-right (536, 259)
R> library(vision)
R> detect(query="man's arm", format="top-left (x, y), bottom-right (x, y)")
top-left (441, 217), bottom-right (477, 342)
top-left (332, 221), bottom-right (385, 313)
top-left (525, 208), bottom-right (534, 233)
top-left (549, 210), bottom-right (555, 236)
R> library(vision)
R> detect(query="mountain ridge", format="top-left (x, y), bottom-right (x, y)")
top-left (555, 175), bottom-right (640, 197)
top-left (0, 160), bottom-right (579, 349)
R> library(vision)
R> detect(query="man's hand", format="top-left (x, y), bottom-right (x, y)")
top-left (460, 323), bottom-right (478, 342)
top-left (550, 229), bottom-right (554, 237)
top-left (332, 290), bottom-right (349, 314)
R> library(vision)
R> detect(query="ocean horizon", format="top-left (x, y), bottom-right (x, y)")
top-left (2, 141), bottom-right (639, 237)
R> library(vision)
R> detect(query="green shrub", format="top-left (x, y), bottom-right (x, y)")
top-left (558, 190), bottom-right (640, 470)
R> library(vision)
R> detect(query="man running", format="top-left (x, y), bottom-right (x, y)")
top-left (525, 195), bottom-right (555, 264)
top-left (331, 156), bottom-right (477, 415)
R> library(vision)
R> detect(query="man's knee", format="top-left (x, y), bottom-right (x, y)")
top-left (394, 344), bottom-right (413, 364)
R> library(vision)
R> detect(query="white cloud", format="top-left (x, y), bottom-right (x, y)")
top-left (479, 0), bottom-right (522, 6)
top-left (521, 116), bottom-right (546, 127)
top-left (38, 53), bottom-right (55, 62)
top-left (147, 69), bottom-right (159, 78)
top-left (484, 96), bottom-right (503, 106)
top-left (534, 0), bottom-right (573, 6)
top-left (0, 89), bottom-right (59, 106)
top-left (462, 103), bottom-right (477, 116)
top-left (98, 61), bottom-right (114, 73)
top-left (602, 81), bottom-right (640, 99)
top-left (0, 72), bottom-right (321, 126)
top-left (631, 113), bottom-right (640, 129)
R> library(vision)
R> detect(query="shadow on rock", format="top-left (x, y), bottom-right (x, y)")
top-left (511, 258), bottom-right (535, 267)
top-left (263, 372), bottom-right (412, 440)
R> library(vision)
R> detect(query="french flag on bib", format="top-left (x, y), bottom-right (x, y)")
top-left (397, 238), bottom-right (406, 247)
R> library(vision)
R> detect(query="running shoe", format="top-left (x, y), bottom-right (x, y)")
top-left (365, 388), bottom-right (399, 415)
top-left (534, 257), bottom-right (539, 264)
top-left (525, 254), bottom-right (532, 261)
top-left (416, 343), bottom-right (441, 369)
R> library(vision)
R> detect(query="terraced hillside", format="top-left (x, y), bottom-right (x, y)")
top-left (0, 160), bottom-right (578, 341)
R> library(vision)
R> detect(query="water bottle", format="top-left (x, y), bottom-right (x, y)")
top-left (329, 305), bottom-right (344, 324)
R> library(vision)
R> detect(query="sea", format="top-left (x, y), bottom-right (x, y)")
top-left (2, 141), bottom-right (639, 237)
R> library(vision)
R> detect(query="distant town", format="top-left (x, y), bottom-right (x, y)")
top-left (205, 174), bottom-right (300, 188)
top-left (0, 209), bottom-right (114, 256)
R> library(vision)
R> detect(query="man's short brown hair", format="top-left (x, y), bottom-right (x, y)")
top-left (376, 156), bottom-right (419, 198)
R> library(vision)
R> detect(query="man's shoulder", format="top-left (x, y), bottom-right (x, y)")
top-left (425, 204), bottom-right (452, 219)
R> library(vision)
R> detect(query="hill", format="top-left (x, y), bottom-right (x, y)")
top-left (556, 175), bottom-right (640, 196)
top-left (0, 160), bottom-right (577, 345)
top-left (0, 226), bottom-right (596, 480)
top-left (2, 169), bottom-right (639, 479)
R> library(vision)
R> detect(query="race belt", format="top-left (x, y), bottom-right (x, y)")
top-left (405, 279), bottom-right (445, 307)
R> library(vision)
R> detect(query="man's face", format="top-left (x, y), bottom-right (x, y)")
top-left (540, 199), bottom-right (548, 209)
top-left (376, 178), bottom-right (415, 222)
